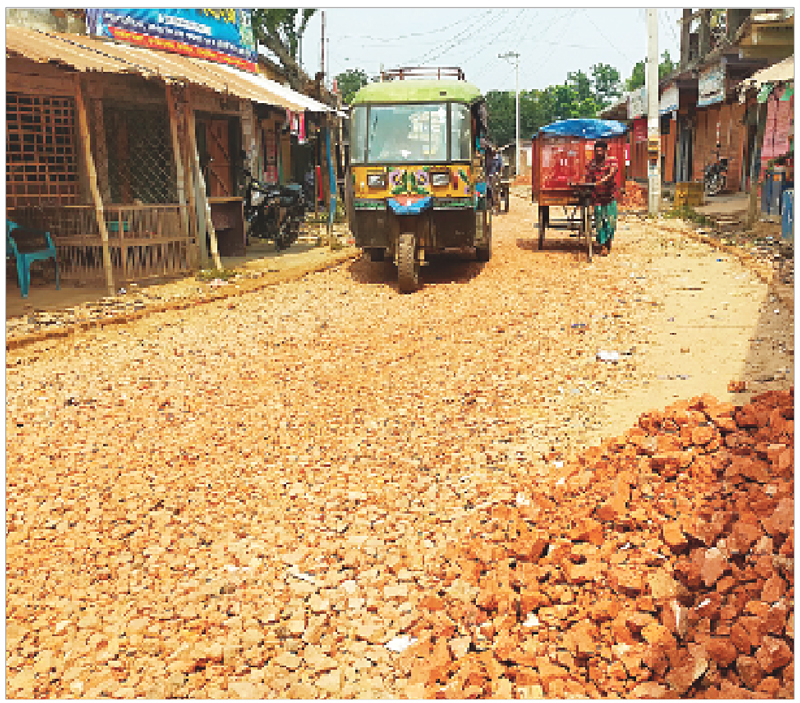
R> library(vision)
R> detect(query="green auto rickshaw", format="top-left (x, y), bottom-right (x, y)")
top-left (347, 67), bottom-right (492, 292)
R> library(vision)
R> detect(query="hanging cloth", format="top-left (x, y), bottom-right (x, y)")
top-left (757, 82), bottom-right (774, 104)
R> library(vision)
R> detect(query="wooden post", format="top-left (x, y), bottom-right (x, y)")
top-left (184, 96), bottom-right (221, 269)
top-left (91, 95), bottom-right (112, 202)
top-left (182, 87), bottom-right (203, 268)
top-left (185, 101), bottom-right (222, 270)
top-left (165, 83), bottom-right (191, 258)
top-left (747, 101), bottom-right (769, 228)
top-left (75, 74), bottom-right (115, 296)
top-left (196, 152), bottom-right (223, 270)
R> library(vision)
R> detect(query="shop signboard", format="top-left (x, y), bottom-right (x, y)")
top-left (86, 9), bottom-right (257, 72)
top-left (628, 86), bottom-right (647, 119)
top-left (698, 63), bottom-right (725, 107)
top-left (659, 83), bottom-right (679, 115)
top-left (632, 117), bottom-right (648, 143)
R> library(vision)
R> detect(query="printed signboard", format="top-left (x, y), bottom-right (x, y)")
top-left (86, 9), bottom-right (257, 72)
top-left (628, 86), bottom-right (647, 119)
top-left (659, 84), bottom-right (679, 115)
top-left (698, 63), bottom-right (725, 107)
top-left (632, 117), bottom-right (648, 143)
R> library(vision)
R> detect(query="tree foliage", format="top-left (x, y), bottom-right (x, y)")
top-left (252, 9), bottom-right (316, 91)
top-left (591, 63), bottom-right (622, 109)
top-left (625, 52), bottom-right (678, 92)
top-left (486, 67), bottom-right (617, 145)
top-left (658, 50), bottom-right (677, 80)
top-left (335, 68), bottom-right (370, 105)
top-left (625, 61), bottom-right (646, 92)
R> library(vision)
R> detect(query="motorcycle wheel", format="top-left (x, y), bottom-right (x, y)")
top-left (397, 232), bottom-right (420, 293)
top-left (705, 174), bottom-right (722, 197)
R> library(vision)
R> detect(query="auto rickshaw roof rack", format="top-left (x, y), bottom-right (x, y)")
top-left (380, 66), bottom-right (466, 82)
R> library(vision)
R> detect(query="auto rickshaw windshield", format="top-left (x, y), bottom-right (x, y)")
top-left (350, 103), bottom-right (471, 164)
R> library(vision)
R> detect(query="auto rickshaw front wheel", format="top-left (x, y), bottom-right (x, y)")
top-left (475, 230), bottom-right (492, 262)
top-left (397, 232), bottom-right (420, 293)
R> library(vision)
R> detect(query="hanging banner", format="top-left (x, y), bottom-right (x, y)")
top-left (85, 9), bottom-right (257, 72)
top-left (698, 63), bottom-right (725, 107)
top-left (659, 83), bottom-right (679, 115)
top-left (628, 86), bottom-right (647, 119)
top-left (632, 118), bottom-right (648, 143)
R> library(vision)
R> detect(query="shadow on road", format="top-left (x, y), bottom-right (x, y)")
top-left (738, 276), bottom-right (794, 396)
top-left (516, 236), bottom-right (593, 260)
top-left (346, 250), bottom-right (487, 289)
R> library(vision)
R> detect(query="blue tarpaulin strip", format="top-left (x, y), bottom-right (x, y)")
top-left (327, 127), bottom-right (336, 229)
top-left (537, 118), bottom-right (628, 139)
top-left (386, 196), bottom-right (433, 215)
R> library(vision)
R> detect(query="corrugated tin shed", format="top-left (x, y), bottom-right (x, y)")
top-left (6, 25), bottom-right (332, 112)
top-left (217, 64), bottom-right (332, 113)
top-left (741, 55), bottom-right (794, 90)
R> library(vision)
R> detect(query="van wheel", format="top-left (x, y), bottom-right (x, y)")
top-left (475, 229), bottom-right (492, 261)
top-left (397, 232), bottom-right (420, 293)
top-left (538, 206), bottom-right (547, 250)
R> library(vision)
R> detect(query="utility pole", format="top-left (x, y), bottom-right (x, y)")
top-left (321, 10), bottom-right (325, 85)
top-left (499, 51), bottom-right (520, 177)
top-left (646, 9), bottom-right (661, 215)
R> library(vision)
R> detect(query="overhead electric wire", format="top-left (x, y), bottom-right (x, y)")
top-left (659, 9), bottom-right (681, 54)
top-left (581, 8), bottom-right (637, 64)
top-left (469, 7), bottom-right (572, 85)
top-left (450, 8), bottom-right (526, 67)
top-left (336, 11), bottom-right (486, 44)
top-left (327, 8), bottom-right (498, 79)
top-left (409, 8), bottom-right (503, 65)
top-left (526, 8), bottom-right (581, 86)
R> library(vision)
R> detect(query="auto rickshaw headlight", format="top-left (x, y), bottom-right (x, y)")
top-left (431, 171), bottom-right (450, 188)
top-left (367, 173), bottom-right (387, 189)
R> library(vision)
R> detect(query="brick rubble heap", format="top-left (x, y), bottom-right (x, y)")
top-left (399, 390), bottom-right (793, 699)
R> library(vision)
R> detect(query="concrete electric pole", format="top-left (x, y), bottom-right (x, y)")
top-left (646, 9), bottom-right (661, 215)
top-left (498, 51), bottom-right (521, 177)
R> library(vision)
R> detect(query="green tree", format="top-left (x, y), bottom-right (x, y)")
top-left (567, 70), bottom-right (593, 103)
top-left (335, 68), bottom-right (369, 104)
top-left (591, 63), bottom-right (622, 108)
top-left (486, 90), bottom-right (516, 146)
top-left (625, 60), bottom-right (646, 92)
top-left (659, 50), bottom-right (677, 80)
top-left (252, 9), bottom-right (316, 91)
top-left (626, 52), bottom-right (678, 92)
top-left (548, 84), bottom-right (580, 121)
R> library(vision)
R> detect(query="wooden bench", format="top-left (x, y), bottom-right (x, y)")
top-left (7, 220), bottom-right (60, 297)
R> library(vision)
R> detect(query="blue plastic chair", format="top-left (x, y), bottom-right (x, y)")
top-left (6, 220), bottom-right (60, 298)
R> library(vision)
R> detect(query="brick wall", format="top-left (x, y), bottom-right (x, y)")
top-left (693, 103), bottom-right (720, 182)
top-left (692, 101), bottom-right (747, 191)
top-left (726, 102), bottom-right (746, 191)
top-left (662, 119), bottom-right (677, 183)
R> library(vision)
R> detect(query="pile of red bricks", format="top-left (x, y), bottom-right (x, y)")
top-left (400, 389), bottom-right (793, 698)
top-left (620, 180), bottom-right (648, 210)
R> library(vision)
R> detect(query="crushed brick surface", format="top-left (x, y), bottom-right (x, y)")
top-left (5, 196), bottom-right (793, 699)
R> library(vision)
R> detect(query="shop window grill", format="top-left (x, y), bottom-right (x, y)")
top-left (104, 106), bottom-right (177, 204)
top-left (6, 92), bottom-right (79, 207)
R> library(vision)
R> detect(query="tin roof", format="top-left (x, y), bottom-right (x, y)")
top-left (6, 26), bottom-right (331, 112)
top-left (351, 79), bottom-right (481, 105)
top-left (741, 55), bottom-right (794, 89)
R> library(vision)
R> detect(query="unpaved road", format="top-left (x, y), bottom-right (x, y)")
top-left (5, 189), bottom-right (793, 698)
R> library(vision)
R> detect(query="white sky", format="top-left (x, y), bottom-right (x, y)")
top-left (299, 7), bottom-right (684, 96)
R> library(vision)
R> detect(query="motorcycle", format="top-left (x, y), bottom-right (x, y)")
top-left (242, 170), bottom-right (305, 251)
top-left (704, 146), bottom-right (728, 197)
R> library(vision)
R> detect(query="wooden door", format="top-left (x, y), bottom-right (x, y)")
top-left (206, 119), bottom-right (232, 197)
